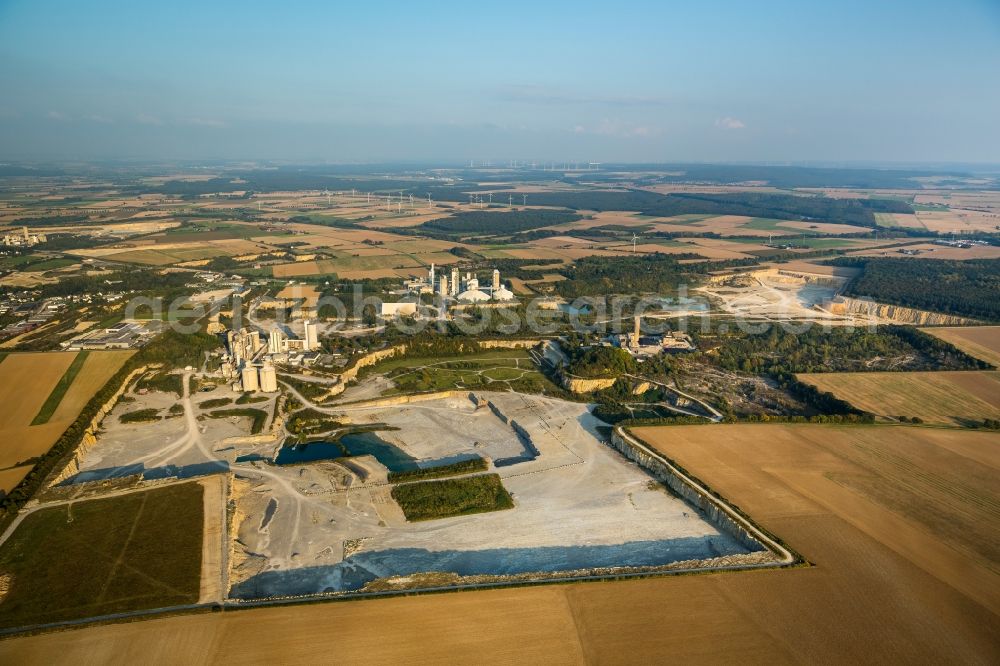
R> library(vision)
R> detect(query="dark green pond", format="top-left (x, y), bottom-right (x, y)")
top-left (274, 431), bottom-right (418, 471)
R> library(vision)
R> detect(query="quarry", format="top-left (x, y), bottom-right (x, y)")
top-left (51, 374), bottom-right (779, 601)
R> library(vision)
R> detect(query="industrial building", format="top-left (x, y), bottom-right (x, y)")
top-left (2, 226), bottom-right (46, 247)
top-left (223, 321), bottom-right (320, 392)
top-left (64, 320), bottom-right (159, 350)
top-left (613, 316), bottom-right (695, 357)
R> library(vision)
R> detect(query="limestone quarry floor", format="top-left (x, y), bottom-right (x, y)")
top-left (228, 393), bottom-right (756, 598)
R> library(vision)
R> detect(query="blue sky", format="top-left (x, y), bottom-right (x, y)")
top-left (1, 0), bottom-right (998, 163)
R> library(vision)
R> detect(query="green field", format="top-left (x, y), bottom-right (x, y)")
top-left (785, 237), bottom-right (866, 249)
top-left (120, 407), bottom-right (162, 423)
top-left (24, 257), bottom-right (77, 271)
top-left (0, 254), bottom-right (76, 271)
top-left (372, 349), bottom-right (560, 395)
top-left (197, 397), bottom-right (232, 409)
top-left (391, 473), bottom-right (514, 521)
top-left (30, 351), bottom-right (89, 425)
top-left (206, 407), bottom-right (267, 433)
top-left (0, 483), bottom-right (204, 629)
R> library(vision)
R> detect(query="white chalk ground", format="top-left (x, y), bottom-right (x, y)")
top-left (228, 393), bottom-right (756, 598)
top-left (70, 378), bottom-right (756, 599)
top-left (697, 275), bottom-right (880, 326)
top-left (72, 377), bottom-right (279, 482)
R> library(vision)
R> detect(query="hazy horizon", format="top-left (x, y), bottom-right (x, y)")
top-left (1, 0), bottom-right (998, 163)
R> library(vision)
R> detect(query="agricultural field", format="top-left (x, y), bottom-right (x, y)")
top-left (0, 351), bottom-right (132, 494)
top-left (4, 422), bottom-right (997, 662)
top-left (0, 482), bottom-right (204, 628)
top-left (921, 325), bottom-right (1000, 367)
top-left (847, 242), bottom-right (1000, 261)
top-left (541, 209), bottom-right (871, 237)
top-left (796, 371), bottom-right (1000, 425)
top-left (73, 239), bottom-right (261, 266)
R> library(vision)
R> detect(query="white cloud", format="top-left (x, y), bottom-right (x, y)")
top-left (185, 117), bottom-right (227, 128)
top-left (715, 116), bottom-right (746, 130)
top-left (85, 114), bottom-right (113, 124)
top-left (136, 113), bottom-right (163, 126)
top-left (45, 110), bottom-right (67, 121)
top-left (501, 85), bottom-right (669, 107)
top-left (573, 119), bottom-right (661, 138)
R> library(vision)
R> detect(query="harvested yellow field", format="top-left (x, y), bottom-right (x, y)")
top-left (100, 241), bottom-right (258, 265)
top-left (797, 371), bottom-right (1000, 425)
top-left (0, 351), bottom-right (131, 493)
top-left (275, 283), bottom-right (320, 308)
top-left (775, 219), bottom-right (871, 234)
top-left (546, 210), bottom-right (646, 230)
top-left (875, 212), bottom-right (926, 229)
top-left (498, 247), bottom-right (568, 261)
top-left (0, 587), bottom-right (587, 664)
top-left (0, 353), bottom-right (76, 430)
top-left (347, 268), bottom-right (418, 280)
top-left (848, 242), bottom-right (1000, 260)
top-left (48, 350), bottom-right (132, 423)
top-left (676, 237), bottom-right (760, 259)
top-left (921, 326), bottom-right (1000, 367)
top-left (410, 251), bottom-right (462, 266)
top-left (0, 272), bottom-right (59, 288)
top-left (5, 423), bottom-right (998, 663)
top-left (360, 211), bottom-right (454, 229)
top-left (914, 208), bottom-right (1000, 234)
top-left (768, 260), bottom-right (861, 278)
top-left (507, 277), bottom-right (535, 295)
top-left (0, 465), bottom-right (32, 494)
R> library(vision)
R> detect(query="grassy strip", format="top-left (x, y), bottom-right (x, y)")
top-left (206, 408), bottom-right (267, 434)
top-left (0, 483), bottom-right (204, 629)
top-left (119, 408), bottom-right (161, 423)
top-left (391, 473), bottom-right (514, 521)
top-left (197, 397), bottom-right (232, 409)
top-left (387, 456), bottom-right (487, 484)
top-left (136, 371), bottom-right (184, 396)
top-left (30, 351), bottom-right (90, 425)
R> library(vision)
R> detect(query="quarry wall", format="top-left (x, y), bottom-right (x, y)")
top-left (826, 296), bottom-right (979, 326)
top-left (335, 390), bottom-right (470, 411)
top-left (486, 400), bottom-right (540, 465)
top-left (560, 373), bottom-right (617, 393)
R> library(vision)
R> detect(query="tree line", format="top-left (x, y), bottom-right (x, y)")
top-left (834, 257), bottom-right (1000, 321)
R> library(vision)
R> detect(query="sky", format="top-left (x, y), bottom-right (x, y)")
top-left (1, 0), bottom-right (998, 164)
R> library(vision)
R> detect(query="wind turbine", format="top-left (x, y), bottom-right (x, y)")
top-left (488, 193), bottom-right (493, 207)
top-left (522, 194), bottom-right (527, 206)
top-left (509, 194), bottom-right (513, 208)
top-left (631, 233), bottom-right (639, 253)
top-left (324, 189), bottom-right (331, 205)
